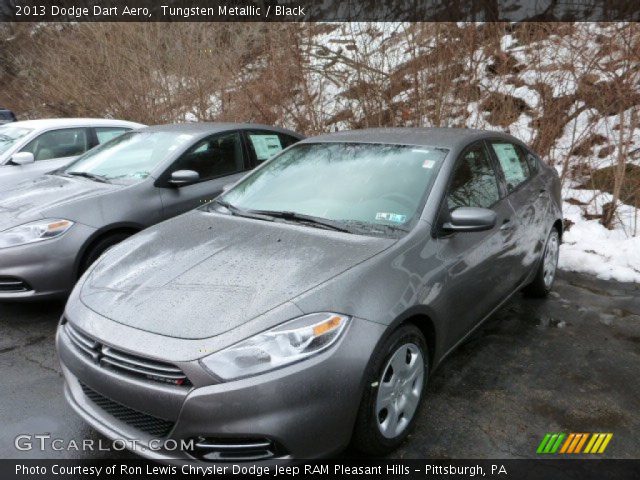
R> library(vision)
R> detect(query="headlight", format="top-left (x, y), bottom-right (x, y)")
top-left (200, 312), bottom-right (350, 381)
top-left (0, 219), bottom-right (74, 249)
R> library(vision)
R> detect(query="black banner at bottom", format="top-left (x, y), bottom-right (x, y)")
top-left (4, 459), bottom-right (640, 480)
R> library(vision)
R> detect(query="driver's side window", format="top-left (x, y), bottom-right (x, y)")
top-left (170, 132), bottom-right (244, 182)
top-left (447, 143), bottom-right (500, 210)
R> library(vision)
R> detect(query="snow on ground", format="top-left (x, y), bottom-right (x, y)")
top-left (559, 187), bottom-right (640, 283)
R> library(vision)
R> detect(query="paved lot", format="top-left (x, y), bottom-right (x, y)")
top-left (1, 271), bottom-right (639, 459)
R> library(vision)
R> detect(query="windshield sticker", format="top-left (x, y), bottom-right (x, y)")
top-left (376, 212), bottom-right (407, 224)
top-left (412, 149), bottom-right (430, 153)
top-left (422, 159), bottom-right (436, 169)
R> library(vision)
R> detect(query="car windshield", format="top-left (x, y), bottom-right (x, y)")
top-left (0, 126), bottom-right (32, 156)
top-left (215, 142), bottom-right (448, 237)
top-left (61, 130), bottom-right (195, 184)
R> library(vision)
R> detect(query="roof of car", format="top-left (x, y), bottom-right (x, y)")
top-left (6, 118), bottom-right (145, 129)
top-left (300, 127), bottom-right (524, 149)
top-left (143, 122), bottom-right (304, 138)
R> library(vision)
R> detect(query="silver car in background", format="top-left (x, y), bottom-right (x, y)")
top-left (0, 118), bottom-right (145, 188)
top-left (57, 128), bottom-right (562, 461)
top-left (0, 122), bottom-right (302, 300)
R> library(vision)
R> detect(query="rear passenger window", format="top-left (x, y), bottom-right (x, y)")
top-left (490, 142), bottom-right (530, 192)
top-left (246, 131), bottom-right (300, 163)
top-left (20, 128), bottom-right (89, 161)
top-left (448, 143), bottom-right (500, 209)
top-left (95, 127), bottom-right (130, 144)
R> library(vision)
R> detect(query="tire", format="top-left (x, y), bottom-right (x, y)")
top-left (79, 232), bottom-right (131, 276)
top-left (352, 324), bottom-right (429, 456)
top-left (523, 227), bottom-right (560, 298)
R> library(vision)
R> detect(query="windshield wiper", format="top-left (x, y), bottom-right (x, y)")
top-left (246, 209), bottom-right (352, 233)
top-left (343, 220), bottom-right (410, 236)
top-left (66, 171), bottom-right (110, 183)
top-left (211, 199), bottom-right (276, 222)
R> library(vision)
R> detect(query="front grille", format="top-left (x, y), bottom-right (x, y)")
top-left (64, 322), bottom-right (191, 386)
top-left (80, 383), bottom-right (175, 437)
top-left (190, 437), bottom-right (282, 462)
top-left (0, 276), bottom-right (31, 292)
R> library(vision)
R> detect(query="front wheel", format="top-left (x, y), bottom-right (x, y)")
top-left (351, 324), bottom-right (428, 456)
top-left (523, 227), bottom-right (560, 297)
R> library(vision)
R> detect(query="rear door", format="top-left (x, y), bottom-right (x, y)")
top-left (157, 130), bottom-right (249, 219)
top-left (486, 140), bottom-right (542, 283)
top-left (436, 141), bottom-right (518, 345)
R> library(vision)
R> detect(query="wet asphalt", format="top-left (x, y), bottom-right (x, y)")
top-left (0, 270), bottom-right (638, 459)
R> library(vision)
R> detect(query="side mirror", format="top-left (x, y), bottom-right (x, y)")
top-left (442, 207), bottom-right (497, 232)
top-left (11, 152), bottom-right (35, 166)
top-left (169, 170), bottom-right (200, 186)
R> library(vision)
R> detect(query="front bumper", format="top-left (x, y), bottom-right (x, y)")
top-left (0, 223), bottom-right (95, 301)
top-left (57, 314), bottom-right (386, 461)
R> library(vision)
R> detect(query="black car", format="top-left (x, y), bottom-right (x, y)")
top-left (0, 108), bottom-right (17, 124)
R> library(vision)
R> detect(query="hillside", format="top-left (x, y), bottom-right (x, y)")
top-left (1, 22), bottom-right (639, 281)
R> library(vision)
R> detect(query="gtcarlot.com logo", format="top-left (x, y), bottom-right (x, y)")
top-left (537, 433), bottom-right (613, 454)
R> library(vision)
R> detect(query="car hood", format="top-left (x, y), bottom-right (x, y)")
top-left (0, 175), bottom-right (116, 230)
top-left (80, 210), bottom-right (394, 339)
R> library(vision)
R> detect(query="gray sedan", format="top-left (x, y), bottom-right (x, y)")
top-left (57, 128), bottom-right (562, 460)
top-left (0, 123), bottom-right (302, 300)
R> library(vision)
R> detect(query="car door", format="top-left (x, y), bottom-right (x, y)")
top-left (157, 130), bottom-right (249, 219)
top-left (435, 141), bottom-right (519, 345)
top-left (16, 127), bottom-right (92, 176)
top-left (486, 140), bottom-right (542, 283)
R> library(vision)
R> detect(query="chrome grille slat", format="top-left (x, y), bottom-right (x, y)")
top-left (100, 357), bottom-right (187, 380)
top-left (65, 322), bottom-right (190, 386)
top-left (66, 324), bottom-right (99, 350)
top-left (102, 346), bottom-right (184, 374)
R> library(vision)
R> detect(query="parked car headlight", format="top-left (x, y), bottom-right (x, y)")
top-left (200, 312), bottom-right (350, 381)
top-left (0, 219), bottom-right (74, 249)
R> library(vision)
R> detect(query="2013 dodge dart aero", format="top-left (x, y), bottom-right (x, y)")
top-left (56, 128), bottom-right (562, 461)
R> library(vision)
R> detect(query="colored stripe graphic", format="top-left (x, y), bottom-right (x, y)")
top-left (538, 433), bottom-right (612, 454)
top-left (537, 433), bottom-right (565, 454)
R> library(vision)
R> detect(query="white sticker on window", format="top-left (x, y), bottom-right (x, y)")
top-left (375, 212), bottom-right (407, 223)
top-left (422, 159), bottom-right (436, 169)
top-left (249, 134), bottom-right (283, 161)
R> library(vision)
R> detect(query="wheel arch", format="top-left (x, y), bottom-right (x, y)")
top-left (74, 222), bottom-right (143, 278)
top-left (553, 218), bottom-right (563, 242)
top-left (384, 305), bottom-right (441, 370)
